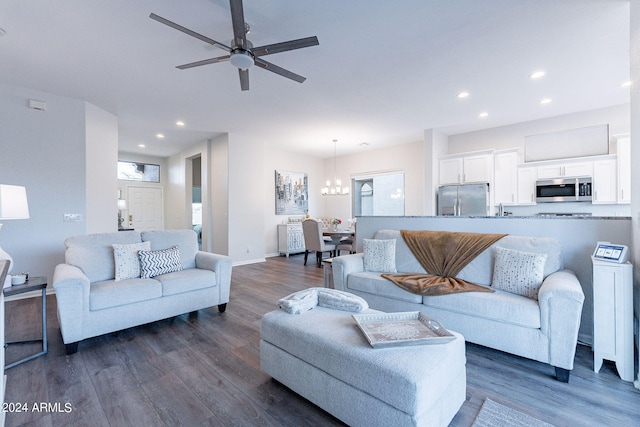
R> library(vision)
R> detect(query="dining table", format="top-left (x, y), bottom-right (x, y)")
top-left (322, 229), bottom-right (355, 245)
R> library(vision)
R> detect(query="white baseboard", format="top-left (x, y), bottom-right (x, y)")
top-left (232, 258), bottom-right (267, 267)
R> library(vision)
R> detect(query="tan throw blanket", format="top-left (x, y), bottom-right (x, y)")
top-left (381, 230), bottom-right (507, 296)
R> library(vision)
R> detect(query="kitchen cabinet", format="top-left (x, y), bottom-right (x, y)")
top-left (439, 151), bottom-right (493, 185)
top-left (494, 150), bottom-right (518, 205)
top-left (517, 167), bottom-right (537, 204)
top-left (536, 161), bottom-right (593, 179)
top-left (617, 136), bottom-right (631, 203)
top-left (277, 223), bottom-right (305, 257)
top-left (592, 159), bottom-right (617, 204)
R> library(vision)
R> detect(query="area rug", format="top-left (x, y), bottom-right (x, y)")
top-left (472, 398), bottom-right (555, 427)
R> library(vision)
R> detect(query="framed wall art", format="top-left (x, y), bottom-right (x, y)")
top-left (275, 170), bottom-right (308, 215)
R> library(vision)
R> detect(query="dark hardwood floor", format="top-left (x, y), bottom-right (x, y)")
top-left (4, 255), bottom-right (640, 426)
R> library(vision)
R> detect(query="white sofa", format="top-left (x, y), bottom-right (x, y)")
top-left (53, 230), bottom-right (232, 354)
top-left (331, 229), bottom-right (585, 382)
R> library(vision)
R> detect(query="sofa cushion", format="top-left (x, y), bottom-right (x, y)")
top-left (423, 289), bottom-right (541, 329)
top-left (113, 241), bottom-right (151, 281)
top-left (348, 272), bottom-right (423, 304)
top-left (65, 231), bottom-right (142, 283)
top-left (457, 235), bottom-right (562, 286)
top-left (90, 278), bottom-right (162, 311)
top-left (373, 230), bottom-right (426, 274)
top-left (141, 230), bottom-right (198, 270)
top-left (139, 246), bottom-right (183, 278)
top-left (492, 247), bottom-right (547, 300)
top-left (155, 268), bottom-right (216, 296)
top-left (363, 239), bottom-right (397, 273)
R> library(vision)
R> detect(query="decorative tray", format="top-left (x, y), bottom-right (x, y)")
top-left (352, 311), bottom-right (455, 348)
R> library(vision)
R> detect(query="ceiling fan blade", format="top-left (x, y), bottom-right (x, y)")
top-left (150, 13), bottom-right (230, 52)
top-left (176, 55), bottom-right (231, 69)
top-left (239, 69), bottom-right (250, 91)
top-left (252, 36), bottom-right (319, 57)
top-left (255, 58), bottom-right (306, 83)
top-left (229, 0), bottom-right (248, 49)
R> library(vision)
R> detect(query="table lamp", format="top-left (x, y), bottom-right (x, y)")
top-left (0, 184), bottom-right (30, 276)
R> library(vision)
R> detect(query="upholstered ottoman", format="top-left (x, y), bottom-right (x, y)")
top-left (260, 306), bottom-right (466, 427)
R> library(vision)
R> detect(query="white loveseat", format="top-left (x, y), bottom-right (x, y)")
top-left (331, 229), bottom-right (585, 382)
top-left (53, 230), bottom-right (232, 354)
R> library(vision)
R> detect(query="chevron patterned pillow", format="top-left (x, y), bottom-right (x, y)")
top-left (138, 246), bottom-right (182, 279)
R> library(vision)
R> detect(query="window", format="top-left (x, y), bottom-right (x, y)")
top-left (117, 161), bottom-right (160, 183)
top-left (352, 172), bottom-right (404, 216)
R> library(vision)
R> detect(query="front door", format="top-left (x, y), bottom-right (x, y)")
top-left (127, 186), bottom-right (163, 231)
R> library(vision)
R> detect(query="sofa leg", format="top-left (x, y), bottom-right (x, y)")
top-left (555, 367), bottom-right (570, 383)
top-left (218, 303), bottom-right (227, 313)
top-left (65, 342), bottom-right (79, 355)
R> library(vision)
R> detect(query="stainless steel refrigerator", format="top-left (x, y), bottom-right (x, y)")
top-left (437, 183), bottom-right (490, 216)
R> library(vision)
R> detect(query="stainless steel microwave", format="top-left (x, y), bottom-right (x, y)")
top-left (536, 177), bottom-right (592, 203)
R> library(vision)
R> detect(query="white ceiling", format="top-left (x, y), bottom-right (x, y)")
top-left (0, 0), bottom-right (630, 158)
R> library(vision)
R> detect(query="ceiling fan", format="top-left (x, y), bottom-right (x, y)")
top-left (150, 0), bottom-right (319, 91)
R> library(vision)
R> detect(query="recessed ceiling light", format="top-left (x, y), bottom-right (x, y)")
top-left (156, 133), bottom-right (165, 139)
top-left (529, 70), bottom-right (546, 79)
top-left (176, 121), bottom-right (185, 126)
top-left (621, 81), bottom-right (632, 88)
top-left (359, 142), bottom-right (369, 147)
top-left (540, 98), bottom-right (552, 105)
top-left (138, 144), bottom-right (146, 148)
top-left (457, 91), bottom-right (470, 99)
top-left (479, 112), bottom-right (489, 118)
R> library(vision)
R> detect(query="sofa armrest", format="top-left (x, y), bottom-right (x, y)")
top-left (53, 263), bottom-right (91, 344)
top-left (331, 253), bottom-right (365, 291)
top-left (538, 269), bottom-right (585, 369)
top-left (195, 251), bottom-right (233, 303)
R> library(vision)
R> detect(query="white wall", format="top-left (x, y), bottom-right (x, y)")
top-left (228, 133), bottom-right (265, 264)
top-left (323, 140), bottom-right (426, 223)
top-left (0, 84), bottom-right (114, 284)
top-left (210, 134), bottom-right (229, 256)
top-left (264, 148), bottom-right (324, 256)
top-left (86, 102), bottom-right (118, 233)
top-left (629, 0), bottom-right (640, 388)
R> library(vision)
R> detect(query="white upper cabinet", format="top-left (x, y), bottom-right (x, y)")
top-left (592, 159), bottom-right (617, 204)
top-left (517, 167), bottom-right (537, 205)
top-left (439, 151), bottom-right (493, 185)
top-left (536, 161), bottom-right (593, 179)
top-left (494, 150), bottom-right (518, 205)
top-left (617, 136), bottom-right (631, 204)
top-left (439, 157), bottom-right (463, 185)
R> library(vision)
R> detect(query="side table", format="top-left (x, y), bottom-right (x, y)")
top-left (322, 258), bottom-right (334, 289)
top-left (3, 276), bottom-right (48, 369)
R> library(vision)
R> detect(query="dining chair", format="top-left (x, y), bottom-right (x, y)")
top-left (336, 222), bottom-right (356, 256)
top-left (302, 219), bottom-right (336, 267)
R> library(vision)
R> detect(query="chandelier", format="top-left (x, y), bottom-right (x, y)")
top-left (322, 139), bottom-right (349, 196)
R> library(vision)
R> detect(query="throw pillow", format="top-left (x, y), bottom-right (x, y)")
top-left (363, 239), bottom-right (397, 273)
top-left (112, 241), bottom-right (151, 281)
top-left (492, 246), bottom-right (547, 300)
top-left (138, 246), bottom-right (183, 279)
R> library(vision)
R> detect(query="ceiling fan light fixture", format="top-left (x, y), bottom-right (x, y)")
top-left (230, 51), bottom-right (254, 69)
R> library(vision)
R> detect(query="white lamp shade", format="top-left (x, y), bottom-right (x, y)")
top-left (0, 185), bottom-right (30, 220)
top-left (117, 199), bottom-right (127, 210)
